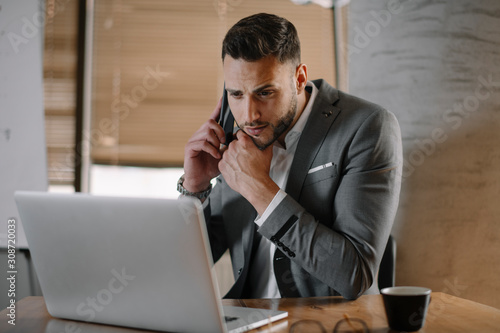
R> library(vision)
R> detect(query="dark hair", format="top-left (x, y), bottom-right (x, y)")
top-left (222, 13), bottom-right (301, 66)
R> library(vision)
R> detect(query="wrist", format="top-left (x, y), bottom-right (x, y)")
top-left (246, 180), bottom-right (280, 216)
top-left (177, 175), bottom-right (212, 200)
top-left (181, 171), bottom-right (212, 193)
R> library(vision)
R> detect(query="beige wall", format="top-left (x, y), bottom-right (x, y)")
top-left (349, 0), bottom-right (500, 308)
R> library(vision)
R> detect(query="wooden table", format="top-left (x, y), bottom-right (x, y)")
top-left (1, 292), bottom-right (499, 332)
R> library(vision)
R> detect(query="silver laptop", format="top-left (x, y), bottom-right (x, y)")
top-left (15, 191), bottom-right (287, 333)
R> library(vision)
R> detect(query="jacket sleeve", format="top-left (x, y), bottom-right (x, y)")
top-left (257, 108), bottom-right (403, 299)
top-left (203, 180), bottom-right (228, 264)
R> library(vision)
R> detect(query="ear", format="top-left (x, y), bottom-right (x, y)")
top-left (295, 63), bottom-right (308, 94)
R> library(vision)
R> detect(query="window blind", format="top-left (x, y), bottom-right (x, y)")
top-left (90, 0), bottom-right (336, 166)
top-left (44, 0), bottom-right (78, 186)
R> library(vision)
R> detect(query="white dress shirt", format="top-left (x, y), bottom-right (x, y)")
top-left (248, 81), bottom-right (319, 298)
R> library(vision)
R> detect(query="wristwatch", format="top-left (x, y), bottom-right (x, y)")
top-left (177, 174), bottom-right (212, 200)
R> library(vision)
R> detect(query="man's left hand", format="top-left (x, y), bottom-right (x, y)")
top-left (218, 130), bottom-right (280, 216)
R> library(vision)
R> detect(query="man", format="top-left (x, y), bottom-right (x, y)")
top-left (178, 13), bottom-right (402, 300)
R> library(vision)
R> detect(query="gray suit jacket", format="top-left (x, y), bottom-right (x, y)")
top-left (205, 79), bottom-right (402, 300)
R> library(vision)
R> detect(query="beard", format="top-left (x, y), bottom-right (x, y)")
top-left (241, 93), bottom-right (298, 150)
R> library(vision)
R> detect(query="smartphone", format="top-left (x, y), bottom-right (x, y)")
top-left (219, 86), bottom-right (235, 145)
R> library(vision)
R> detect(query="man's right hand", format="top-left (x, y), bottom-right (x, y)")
top-left (182, 98), bottom-right (227, 193)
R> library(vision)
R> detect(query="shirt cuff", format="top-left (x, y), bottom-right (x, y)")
top-left (254, 189), bottom-right (287, 227)
top-left (177, 194), bottom-right (210, 209)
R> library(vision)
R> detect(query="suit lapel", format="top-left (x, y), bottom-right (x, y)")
top-left (286, 80), bottom-right (341, 201)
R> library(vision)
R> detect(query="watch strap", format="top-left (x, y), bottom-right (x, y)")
top-left (176, 174), bottom-right (212, 200)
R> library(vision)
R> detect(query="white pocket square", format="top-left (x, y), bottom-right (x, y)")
top-left (308, 162), bottom-right (334, 174)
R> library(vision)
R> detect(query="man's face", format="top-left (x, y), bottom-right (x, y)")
top-left (223, 55), bottom-right (299, 150)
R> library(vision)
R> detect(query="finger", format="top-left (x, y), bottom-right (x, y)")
top-left (187, 139), bottom-right (222, 160)
top-left (218, 159), bottom-right (226, 178)
top-left (206, 128), bottom-right (224, 151)
top-left (218, 151), bottom-right (236, 177)
top-left (188, 119), bottom-right (226, 146)
top-left (235, 129), bottom-right (246, 140)
top-left (219, 144), bottom-right (228, 156)
top-left (209, 97), bottom-right (223, 121)
top-left (209, 119), bottom-right (227, 144)
top-left (234, 129), bottom-right (253, 146)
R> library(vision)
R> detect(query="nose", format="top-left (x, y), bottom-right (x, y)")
top-left (243, 96), bottom-right (260, 125)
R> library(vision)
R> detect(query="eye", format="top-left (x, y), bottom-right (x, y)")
top-left (229, 91), bottom-right (243, 99)
top-left (258, 90), bottom-right (273, 97)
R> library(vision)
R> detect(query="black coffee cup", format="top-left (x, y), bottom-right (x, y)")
top-left (381, 286), bottom-right (431, 332)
